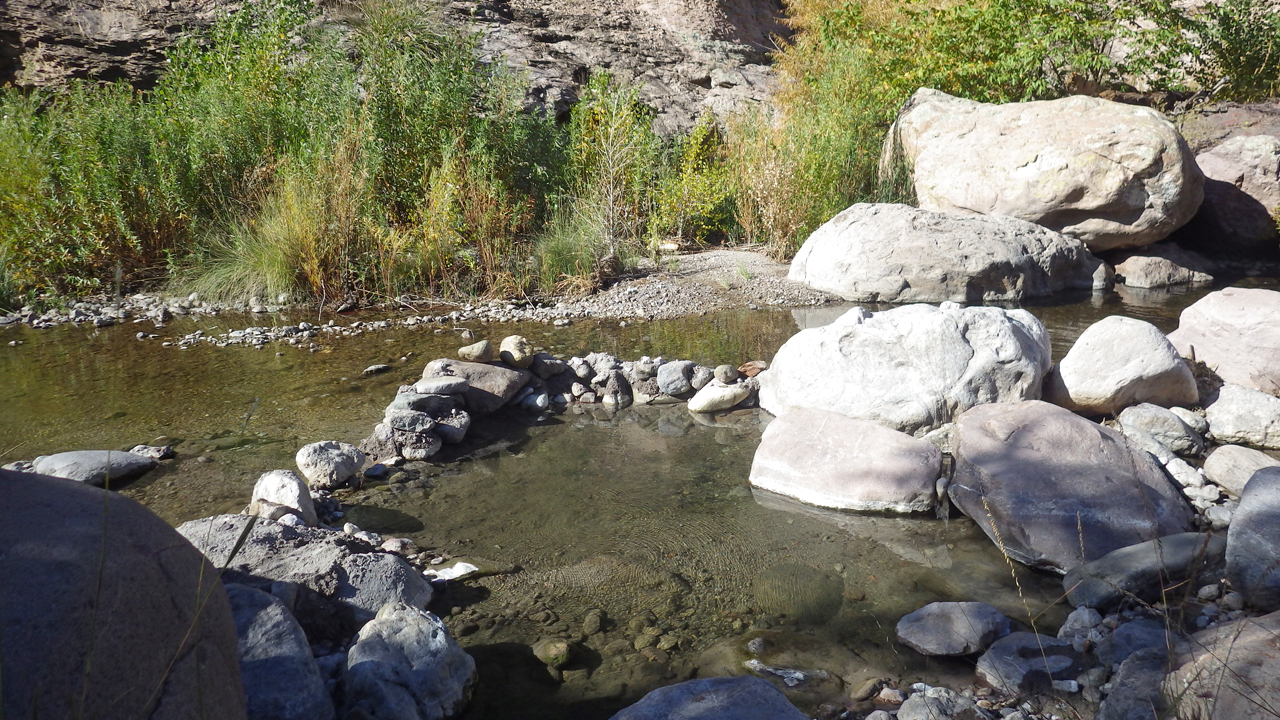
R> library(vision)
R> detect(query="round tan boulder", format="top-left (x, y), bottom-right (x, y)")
top-left (887, 89), bottom-right (1204, 252)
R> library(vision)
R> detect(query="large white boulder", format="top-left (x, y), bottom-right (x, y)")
top-left (758, 303), bottom-right (1051, 435)
top-left (788, 203), bottom-right (1100, 303)
top-left (1044, 315), bottom-right (1198, 415)
top-left (1168, 287), bottom-right (1280, 397)
top-left (750, 409), bottom-right (941, 513)
top-left (249, 469), bottom-right (318, 527)
top-left (886, 89), bottom-right (1203, 252)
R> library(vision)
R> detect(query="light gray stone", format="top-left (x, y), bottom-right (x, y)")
top-left (759, 303), bottom-right (1051, 435)
top-left (886, 89), bottom-right (1204, 252)
top-left (1064, 532), bottom-right (1226, 611)
top-left (976, 632), bottom-right (1085, 695)
top-left (657, 360), bottom-right (696, 396)
top-left (30, 450), bottom-right (156, 487)
top-left (951, 401), bottom-right (1196, 573)
top-left (608, 676), bottom-right (807, 720)
top-left (690, 365), bottom-right (714, 391)
top-left (226, 584), bottom-right (334, 720)
top-left (1168, 287), bottom-right (1280, 397)
top-left (751, 409), bottom-right (940, 514)
top-left (895, 602), bottom-right (1010, 656)
top-left (456, 339), bottom-right (494, 362)
top-left (898, 686), bottom-right (984, 720)
top-left (789, 203), bottom-right (1101, 302)
top-left (1113, 243), bottom-right (1215, 288)
top-left (413, 377), bottom-right (470, 395)
top-left (530, 352), bottom-right (567, 380)
top-left (688, 380), bottom-right (751, 413)
top-left (1171, 406), bottom-right (1210, 435)
top-left (295, 441), bottom-right (365, 491)
top-left (1226, 468), bottom-right (1280, 611)
top-left (423, 358), bottom-right (532, 415)
top-left (1119, 403), bottom-right (1205, 455)
top-left (384, 409), bottom-right (437, 434)
top-left (344, 603), bottom-right (477, 720)
top-left (1045, 315), bottom-right (1198, 415)
top-left (249, 470), bottom-right (317, 527)
top-left (1206, 384), bottom-right (1280, 449)
top-left (1204, 444), bottom-right (1280, 496)
top-left (336, 552), bottom-right (434, 624)
top-left (498, 335), bottom-right (534, 369)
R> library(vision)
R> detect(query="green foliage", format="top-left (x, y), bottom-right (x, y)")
top-left (651, 111), bottom-right (735, 244)
top-left (1122, 0), bottom-right (1280, 101)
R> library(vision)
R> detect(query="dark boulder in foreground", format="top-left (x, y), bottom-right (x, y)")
top-left (0, 469), bottom-right (245, 719)
top-left (950, 401), bottom-right (1195, 573)
top-left (609, 676), bottom-right (808, 720)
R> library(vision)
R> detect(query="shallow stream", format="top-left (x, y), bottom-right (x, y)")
top-left (1, 281), bottom-right (1271, 718)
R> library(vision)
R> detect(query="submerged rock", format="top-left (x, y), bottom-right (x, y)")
top-left (750, 409), bottom-right (940, 514)
top-left (609, 676), bottom-right (807, 720)
top-left (759, 303), bottom-right (1051, 435)
top-left (896, 602), bottom-right (1011, 656)
top-left (30, 449), bottom-right (156, 487)
top-left (789, 203), bottom-right (1100, 303)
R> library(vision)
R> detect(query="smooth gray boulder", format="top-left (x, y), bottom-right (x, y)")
top-left (295, 441), bottom-right (365, 491)
top-left (657, 360), bottom-right (696, 396)
top-left (1163, 610), bottom-right (1280, 719)
top-left (897, 686), bottom-right (984, 720)
top-left (423, 358), bottom-right (532, 415)
top-left (226, 584), bottom-right (334, 720)
top-left (1205, 384), bottom-right (1280, 449)
top-left (1, 470), bottom-right (245, 719)
top-left (788, 203), bottom-right (1100, 303)
top-left (750, 409), bottom-right (941, 513)
top-left (335, 552), bottom-right (434, 624)
top-left (976, 632), bottom-right (1085, 695)
top-left (1096, 647), bottom-right (1168, 720)
top-left (1168, 287), bottom-right (1280, 397)
top-left (895, 602), bottom-right (1011, 656)
top-left (30, 449), bottom-right (156, 487)
top-left (950, 401), bottom-right (1196, 573)
top-left (1064, 533), bottom-right (1226, 610)
top-left (886, 89), bottom-right (1203, 252)
top-left (1204, 444), bottom-right (1280, 497)
top-left (1118, 403), bottom-right (1205, 455)
top-left (1226, 468), bottom-right (1280, 611)
top-left (759, 303), bottom-right (1051, 435)
top-left (249, 469), bottom-right (318, 527)
top-left (1044, 315), bottom-right (1199, 416)
top-left (344, 603), bottom-right (477, 720)
top-left (609, 676), bottom-right (808, 720)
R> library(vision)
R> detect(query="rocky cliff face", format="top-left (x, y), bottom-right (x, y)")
top-left (1, 0), bottom-right (784, 134)
top-left (0, 0), bottom-right (226, 88)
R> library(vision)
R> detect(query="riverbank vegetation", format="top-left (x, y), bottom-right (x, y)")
top-left (0, 0), bottom-right (1275, 308)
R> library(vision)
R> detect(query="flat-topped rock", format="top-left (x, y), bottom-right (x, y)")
top-left (750, 409), bottom-right (940, 514)
top-left (896, 602), bottom-right (1010, 656)
top-left (1168, 287), bottom-right (1280, 397)
top-left (423, 358), bottom-right (532, 415)
top-left (788, 203), bottom-right (1100, 303)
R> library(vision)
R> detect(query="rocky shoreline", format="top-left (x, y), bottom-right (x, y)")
top-left (7, 282), bottom-right (1280, 720)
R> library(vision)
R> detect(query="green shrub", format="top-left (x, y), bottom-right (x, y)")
top-left (650, 111), bottom-right (736, 245)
